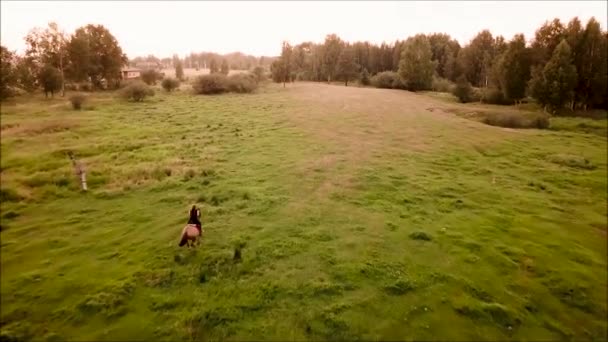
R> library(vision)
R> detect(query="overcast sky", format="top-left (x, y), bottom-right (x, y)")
top-left (1, 1), bottom-right (606, 58)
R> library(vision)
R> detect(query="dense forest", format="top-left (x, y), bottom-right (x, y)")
top-left (1, 16), bottom-right (606, 113)
top-left (270, 17), bottom-right (607, 112)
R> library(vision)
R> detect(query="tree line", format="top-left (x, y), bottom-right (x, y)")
top-left (129, 52), bottom-right (276, 73)
top-left (1, 22), bottom-right (127, 98)
top-left (271, 17), bottom-right (607, 112)
top-left (0, 22), bottom-right (277, 99)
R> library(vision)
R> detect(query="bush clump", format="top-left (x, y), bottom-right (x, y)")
top-left (481, 112), bottom-right (550, 129)
top-left (193, 73), bottom-right (258, 95)
top-left (432, 76), bottom-right (454, 93)
top-left (452, 75), bottom-right (474, 103)
top-left (161, 78), bottom-right (180, 92)
top-left (140, 69), bottom-right (161, 85)
top-left (409, 231), bottom-right (433, 241)
top-left (359, 68), bottom-right (371, 86)
top-left (481, 88), bottom-right (512, 105)
top-left (371, 71), bottom-right (400, 89)
top-left (119, 81), bottom-right (154, 102)
top-left (227, 73), bottom-right (257, 93)
top-left (252, 66), bottom-right (265, 83)
top-left (392, 76), bottom-right (408, 90)
top-left (69, 93), bottom-right (87, 110)
top-left (192, 74), bottom-right (228, 94)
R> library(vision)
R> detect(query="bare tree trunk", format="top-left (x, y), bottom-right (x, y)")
top-left (60, 52), bottom-right (65, 97)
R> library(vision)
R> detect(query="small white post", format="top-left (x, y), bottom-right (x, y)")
top-left (68, 152), bottom-right (87, 191)
top-left (80, 171), bottom-right (88, 191)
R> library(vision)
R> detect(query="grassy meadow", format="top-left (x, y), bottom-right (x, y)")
top-left (0, 82), bottom-right (606, 341)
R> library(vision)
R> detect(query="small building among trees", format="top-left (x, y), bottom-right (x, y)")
top-left (121, 68), bottom-right (141, 80)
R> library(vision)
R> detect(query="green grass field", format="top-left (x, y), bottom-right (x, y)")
top-left (1, 83), bottom-right (606, 341)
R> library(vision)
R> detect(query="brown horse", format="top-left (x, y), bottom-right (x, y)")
top-left (179, 205), bottom-right (203, 247)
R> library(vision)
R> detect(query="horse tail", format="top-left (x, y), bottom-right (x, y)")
top-left (179, 231), bottom-right (188, 247)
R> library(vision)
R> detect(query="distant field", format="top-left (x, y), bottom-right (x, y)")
top-left (0, 83), bottom-right (606, 341)
top-left (161, 67), bottom-right (248, 79)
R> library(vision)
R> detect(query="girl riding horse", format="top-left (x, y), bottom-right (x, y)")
top-left (179, 205), bottom-right (203, 247)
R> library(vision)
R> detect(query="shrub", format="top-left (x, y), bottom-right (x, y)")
top-left (371, 71), bottom-right (399, 89)
top-left (39, 66), bottom-right (62, 98)
top-left (69, 93), bottom-right (86, 110)
top-left (360, 68), bottom-right (370, 86)
top-left (119, 81), bottom-right (154, 102)
top-left (141, 69), bottom-right (160, 85)
top-left (409, 231), bottom-right (432, 241)
top-left (227, 73), bottom-right (257, 93)
top-left (481, 112), bottom-right (550, 129)
top-left (252, 66), bottom-right (265, 83)
top-left (161, 78), bottom-right (180, 92)
top-left (432, 76), bottom-right (454, 93)
top-left (471, 88), bottom-right (482, 102)
top-left (481, 88), bottom-right (512, 105)
top-left (192, 74), bottom-right (228, 94)
top-left (452, 75), bottom-right (474, 103)
top-left (392, 76), bottom-right (408, 90)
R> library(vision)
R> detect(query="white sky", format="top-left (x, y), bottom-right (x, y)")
top-left (1, 1), bottom-right (606, 58)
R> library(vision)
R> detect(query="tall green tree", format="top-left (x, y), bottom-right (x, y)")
top-left (458, 30), bottom-right (496, 87)
top-left (497, 34), bottom-right (531, 103)
top-left (531, 18), bottom-right (565, 65)
top-left (528, 40), bottom-right (577, 112)
top-left (220, 59), bottom-right (229, 75)
top-left (564, 17), bottom-right (584, 109)
top-left (291, 44), bottom-right (307, 78)
top-left (0, 46), bottom-right (17, 99)
top-left (575, 17), bottom-right (607, 110)
top-left (209, 59), bottom-right (219, 74)
top-left (270, 60), bottom-right (283, 83)
top-left (67, 24), bottom-right (127, 89)
top-left (15, 56), bottom-right (38, 92)
top-left (39, 65), bottom-right (63, 98)
top-left (24, 22), bottom-right (67, 95)
top-left (392, 40), bottom-right (404, 71)
top-left (360, 68), bottom-right (371, 85)
top-left (398, 34), bottom-right (436, 91)
top-left (175, 59), bottom-right (184, 80)
top-left (66, 32), bottom-right (89, 82)
top-left (428, 33), bottom-right (461, 80)
top-left (322, 34), bottom-right (343, 83)
top-left (279, 41), bottom-right (292, 86)
top-left (336, 45), bottom-right (359, 86)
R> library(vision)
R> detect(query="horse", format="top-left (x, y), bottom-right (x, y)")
top-left (179, 205), bottom-right (203, 247)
